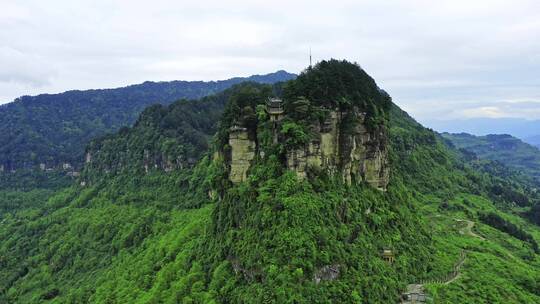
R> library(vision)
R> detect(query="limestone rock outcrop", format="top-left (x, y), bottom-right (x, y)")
top-left (313, 264), bottom-right (341, 284)
top-left (225, 105), bottom-right (389, 190)
top-left (228, 127), bottom-right (256, 183)
top-left (85, 152), bottom-right (92, 163)
top-left (285, 108), bottom-right (389, 190)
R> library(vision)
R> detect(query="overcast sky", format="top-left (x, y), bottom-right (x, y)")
top-left (1, 0), bottom-right (539, 128)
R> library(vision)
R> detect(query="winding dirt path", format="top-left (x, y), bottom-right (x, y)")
top-left (401, 217), bottom-right (482, 302)
top-left (444, 251), bottom-right (467, 285)
top-left (401, 251), bottom-right (467, 303)
top-left (455, 219), bottom-right (485, 240)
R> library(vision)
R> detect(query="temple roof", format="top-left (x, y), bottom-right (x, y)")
top-left (267, 97), bottom-right (283, 108)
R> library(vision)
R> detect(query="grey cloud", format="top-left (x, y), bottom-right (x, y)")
top-left (0, 47), bottom-right (53, 87)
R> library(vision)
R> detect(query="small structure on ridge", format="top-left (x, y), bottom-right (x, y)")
top-left (266, 98), bottom-right (284, 122)
top-left (382, 249), bottom-right (395, 264)
top-left (266, 98), bottom-right (284, 143)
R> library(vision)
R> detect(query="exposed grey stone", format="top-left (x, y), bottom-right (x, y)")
top-left (313, 264), bottom-right (341, 284)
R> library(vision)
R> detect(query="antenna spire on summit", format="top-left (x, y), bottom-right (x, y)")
top-left (309, 47), bottom-right (312, 68)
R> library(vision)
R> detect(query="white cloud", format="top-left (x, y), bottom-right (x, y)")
top-left (458, 101), bottom-right (540, 120)
top-left (461, 106), bottom-right (508, 119)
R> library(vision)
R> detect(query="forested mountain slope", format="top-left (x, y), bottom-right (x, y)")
top-left (0, 61), bottom-right (539, 303)
top-left (525, 134), bottom-right (540, 149)
top-left (0, 70), bottom-right (295, 174)
top-left (442, 132), bottom-right (540, 183)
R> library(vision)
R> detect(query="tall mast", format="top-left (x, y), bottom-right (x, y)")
top-left (309, 47), bottom-right (312, 68)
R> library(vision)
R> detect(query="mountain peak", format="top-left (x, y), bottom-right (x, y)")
top-left (217, 60), bottom-right (391, 190)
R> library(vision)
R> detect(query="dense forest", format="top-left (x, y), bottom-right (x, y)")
top-left (0, 60), bottom-right (539, 303)
top-left (0, 70), bottom-right (295, 174)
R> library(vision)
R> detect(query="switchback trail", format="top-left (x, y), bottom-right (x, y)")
top-left (401, 251), bottom-right (467, 303)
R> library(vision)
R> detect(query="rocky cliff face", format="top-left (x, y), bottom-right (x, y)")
top-left (226, 106), bottom-right (389, 190)
top-left (285, 108), bottom-right (389, 190)
top-left (228, 127), bottom-right (256, 183)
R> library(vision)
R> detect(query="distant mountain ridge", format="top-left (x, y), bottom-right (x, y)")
top-left (525, 134), bottom-right (540, 148)
top-left (427, 118), bottom-right (540, 147)
top-left (442, 132), bottom-right (540, 183)
top-left (0, 70), bottom-right (296, 176)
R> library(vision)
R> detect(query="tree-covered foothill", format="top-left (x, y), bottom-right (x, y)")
top-left (442, 132), bottom-right (540, 229)
top-left (528, 204), bottom-right (540, 225)
top-left (82, 82), bottom-right (276, 183)
top-left (478, 211), bottom-right (539, 253)
top-left (443, 132), bottom-right (540, 184)
top-left (0, 169), bottom-right (73, 191)
top-left (0, 71), bottom-right (295, 174)
top-left (0, 165), bottom-right (217, 303)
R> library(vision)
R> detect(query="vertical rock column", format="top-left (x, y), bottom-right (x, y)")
top-left (228, 127), bottom-right (256, 183)
top-left (347, 112), bottom-right (390, 190)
